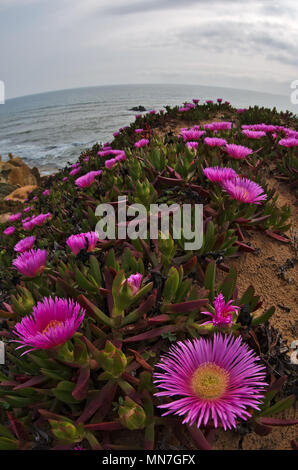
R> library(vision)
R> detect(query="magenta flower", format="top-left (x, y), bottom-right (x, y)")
top-left (69, 167), bottom-right (81, 176)
top-left (3, 226), bottom-right (15, 236)
top-left (63, 177), bottom-right (68, 182)
top-left (180, 129), bottom-right (205, 142)
top-left (66, 232), bottom-right (99, 254)
top-left (237, 108), bottom-right (247, 114)
top-left (204, 122), bottom-right (232, 131)
top-left (113, 131), bottom-right (120, 137)
top-left (154, 333), bottom-right (267, 429)
top-left (242, 130), bottom-right (266, 139)
top-left (204, 137), bottom-right (227, 147)
top-left (206, 100), bottom-right (213, 104)
top-left (42, 189), bottom-right (50, 196)
top-left (278, 138), bottom-right (298, 147)
top-left (201, 293), bottom-right (240, 327)
top-left (23, 207), bottom-right (32, 213)
top-left (105, 158), bottom-right (117, 169)
top-left (134, 139), bottom-right (149, 148)
top-left (186, 141), bottom-right (199, 151)
top-left (203, 166), bottom-right (237, 184)
top-left (9, 213), bottom-right (22, 222)
top-left (223, 177), bottom-right (267, 204)
top-left (127, 273), bottom-right (142, 295)
top-left (225, 144), bottom-right (253, 159)
top-left (12, 297), bottom-right (85, 355)
top-left (14, 236), bottom-right (36, 253)
top-left (135, 128), bottom-right (144, 134)
top-left (192, 99), bottom-right (199, 104)
top-left (149, 110), bottom-right (156, 115)
top-left (13, 249), bottom-right (47, 277)
top-left (217, 98), bottom-right (222, 103)
top-left (31, 213), bottom-right (52, 227)
top-left (75, 170), bottom-right (102, 188)
top-left (66, 234), bottom-right (86, 255)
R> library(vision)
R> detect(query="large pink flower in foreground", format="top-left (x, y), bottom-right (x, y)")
top-left (13, 249), bottom-right (47, 277)
top-left (222, 177), bottom-right (267, 204)
top-left (14, 236), bottom-right (36, 253)
top-left (203, 166), bottom-right (237, 184)
top-left (154, 333), bottom-right (267, 429)
top-left (201, 293), bottom-right (240, 327)
top-left (13, 297), bottom-right (85, 355)
top-left (225, 144), bottom-right (253, 159)
top-left (75, 170), bottom-right (102, 188)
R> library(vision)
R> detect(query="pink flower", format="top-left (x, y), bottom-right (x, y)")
top-left (242, 130), bottom-right (266, 139)
top-left (70, 166), bottom-right (81, 176)
top-left (42, 190), bottom-right (50, 196)
top-left (113, 131), bottom-right (120, 137)
top-left (192, 99), bottom-right (199, 104)
top-left (134, 139), bottom-right (149, 148)
top-left (12, 297), bottom-right (85, 354)
top-left (84, 156), bottom-right (90, 162)
top-left (3, 226), bottom-right (15, 236)
top-left (14, 236), bottom-right (36, 253)
top-left (9, 213), bottom-right (22, 222)
top-left (186, 141), bottom-right (199, 151)
top-left (203, 166), bottom-right (237, 184)
top-left (135, 129), bottom-right (144, 134)
top-left (201, 293), bottom-right (240, 327)
top-left (223, 177), bottom-right (267, 204)
top-left (63, 177), bottom-right (68, 182)
top-left (66, 232), bottom-right (99, 255)
top-left (23, 207), bottom-right (32, 213)
top-left (180, 129), bottom-right (205, 142)
top-left (206, 100), bottom-right (213, 104)
top-left (217, 98), bottom-right (222, 103)
top-left (127, 273), bottom-right (142, 295)
top-left (204, 137), bottom-right (227, 147)
top-left (149, 110), bottom-right (156, 115)
top-left (225, 144), bottom-right (253, 159)
top-left (75, 170), bottom-right (102, 188)
top-left (204, 122), bottom-right (232, 131)
top-left (278, 138), bottom-right (298, 147)
top-left (13, 249), bottom-right (48, 277)
top-left (31, 213), bottom-right (52, 227)
top-left (237, 108), bottom-right (247, 114)
top-left (154, 333), bottom-right (266, 430)
top-left (105, 158), bottom-right (117, 169)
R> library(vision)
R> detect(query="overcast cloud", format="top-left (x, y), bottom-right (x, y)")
top-left (0, 0), bottom-right (297, 98)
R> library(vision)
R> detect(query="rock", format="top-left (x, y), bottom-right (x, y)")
top-left (0, 183), bottom-right (18, 199)
top-left (5, 185), bottom-right (37, 202)
top-left (0, 154), bottom-right (39, 186)
top-left (129, 106), bottom-right (146, 112)
top-left (0, 213), bottom-right (11, 224)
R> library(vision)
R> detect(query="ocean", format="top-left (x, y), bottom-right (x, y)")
top-left (0, 84), bottom-right (296, 175)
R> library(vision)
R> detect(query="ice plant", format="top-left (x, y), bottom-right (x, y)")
top-left (181, 129), bottom-right (205, 142)
top-left (9, 213), bottom-right (22, 222)
top-left (186, 141), bottom-right (199, 151)
top-left (14, 236), bottom-right (36, 253)
top-left (105, 158), bottom-right (117, 169)
top-left (203, 166), bottom-right (237, 184)
top-left (134, 139), bottom-right (149, 148)
top-left (66, 232), bottom-right (99, 254)
top-left (242, 130), bottom-right (266, 139)
top-left (69, 167), bottom-right (81, 176)
top-left (75, 170), bottom-right (102, 188)
top-left (12, 297), bottom-right (85, 354)
top-left (201, 293), bottom-right (240, 327)
top-left (225, 144), bottom-right (253, 159)
top-left (127, 273), bottom-right (143, 295)
top-left (154, 333), bottom-right (267, 429)
top-left (84, 231), bottom-right (99, 252)
top-left (204, 137), bottom-right (227, 147)
top-left (222, 177), bottom-right (267, 204)
top-left (3, 226), bottom-right (15, 236)
top-left (13, 249), bottom-right (48, 277)
top-left (278, 138), bottom-right (298, 147)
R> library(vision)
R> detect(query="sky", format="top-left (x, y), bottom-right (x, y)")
top-left (0, 0), bottom-right (297, 99)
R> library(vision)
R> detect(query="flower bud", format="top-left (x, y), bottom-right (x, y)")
top-left (118, 397), bottom-right (146, 430)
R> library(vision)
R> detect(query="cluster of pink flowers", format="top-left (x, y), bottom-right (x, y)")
top-left (75, 170), bottom-right (102, 188)
top-left (13, 296), bottom-right (85, 354)
top-left (13, 249), bottom-right (48, 277)
top-left (66, 231), bottom-right (99, 255)
top-left (22, 213), bottom-right (52, 231)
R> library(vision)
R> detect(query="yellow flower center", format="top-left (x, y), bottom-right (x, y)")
top-left (191, 363), bottom-right (229, 400)
top-left (42, 320), bottom-right (63, 335)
